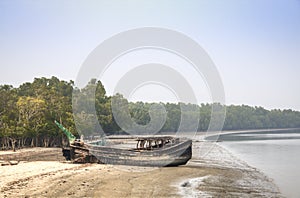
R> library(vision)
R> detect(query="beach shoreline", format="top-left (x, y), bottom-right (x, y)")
top-left (0, 141), bottom-right (283, 197)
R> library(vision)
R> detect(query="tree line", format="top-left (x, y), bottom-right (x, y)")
top-left (1, 76), bottom-right (300, 151)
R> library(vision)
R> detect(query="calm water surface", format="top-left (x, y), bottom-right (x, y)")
top-left (218, 129), bottom-right (300, 198)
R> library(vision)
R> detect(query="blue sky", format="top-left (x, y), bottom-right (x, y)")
top-left (0, 0), bottom-right (299, 110)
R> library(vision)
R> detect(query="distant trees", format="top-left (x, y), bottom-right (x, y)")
top-left (128, 103), bottom-right (300, 132)
top-left (223, 105), bottom-right (300, 130)
top-left (0, 76), bottom-right (300, 151)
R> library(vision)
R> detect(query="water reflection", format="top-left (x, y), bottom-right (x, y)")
top-left (206, 129), bottom-right (300, 142)
top-left (215, 129), bottom-right (300, 198)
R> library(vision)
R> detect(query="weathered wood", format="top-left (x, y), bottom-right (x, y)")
top-left (0, 160), bottom-right (19, 166)
top-left (9, 160), bottom-right (19, 165)
top-left (62, 136), bottom-right (192, 167)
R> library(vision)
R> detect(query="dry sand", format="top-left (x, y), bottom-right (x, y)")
top-left (0, 142), bottom-right (283, 198)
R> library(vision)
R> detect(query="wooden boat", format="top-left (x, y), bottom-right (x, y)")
top-left (86, 136), bottom-right (192, 167)
top-left (55, 121), bottom-right (192, 167)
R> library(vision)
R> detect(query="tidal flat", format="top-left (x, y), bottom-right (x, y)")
top-left (0, 142), bottom-right (282, 197)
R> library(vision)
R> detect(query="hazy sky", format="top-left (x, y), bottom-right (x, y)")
top-left (0, 0), bottom-right (299, 110)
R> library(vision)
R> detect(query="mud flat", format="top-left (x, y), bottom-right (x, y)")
top-left (0, 143), bottom-right (282, 197)
top-left (178, 141), bottom-right (283, 197)
top-left (0, 147), bottom-right (65, 162)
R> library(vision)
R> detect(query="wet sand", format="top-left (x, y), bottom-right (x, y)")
top-left (0, 142), bottom-right (283, 198)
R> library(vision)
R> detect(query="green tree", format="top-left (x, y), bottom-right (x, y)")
top-left (0, 85), bottom-right (19, 150)
top-left (17, 96), bottom-right (46, 147)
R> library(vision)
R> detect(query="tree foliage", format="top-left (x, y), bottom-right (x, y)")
top-left (0, 77), bottom-right (300, 150)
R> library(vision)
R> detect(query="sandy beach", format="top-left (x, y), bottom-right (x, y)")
top-left (0, 142), bottom-right (283, 198)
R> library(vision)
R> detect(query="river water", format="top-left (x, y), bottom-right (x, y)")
top-left (217, 129), bottom-right (300, 198)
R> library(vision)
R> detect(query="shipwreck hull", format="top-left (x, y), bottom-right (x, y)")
top-left (56, 121), bottom-right (192, 166)
top-left (86, 139), bottom-right (192, 167)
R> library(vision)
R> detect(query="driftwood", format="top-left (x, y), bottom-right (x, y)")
top-left (0, 160), bottom-right (19, 166)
